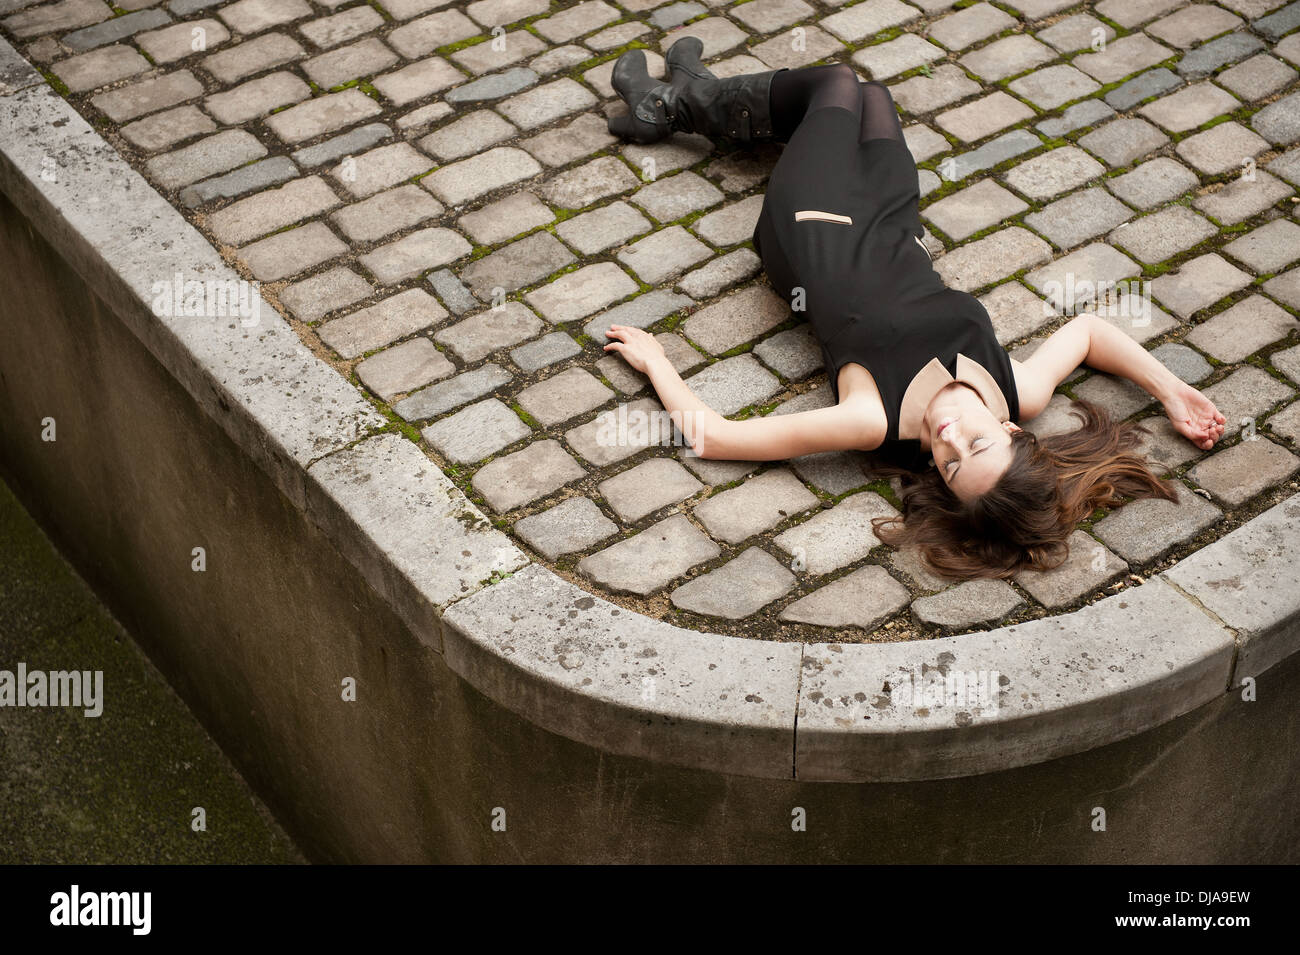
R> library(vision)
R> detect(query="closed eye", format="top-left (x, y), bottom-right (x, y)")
top-left (945, 436), bottom-right (991, 479)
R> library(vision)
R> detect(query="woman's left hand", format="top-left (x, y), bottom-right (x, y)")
top-left (1162, 381), bottom-right (1226, 450)
top-left (602, 324), bottom-right (665, 374)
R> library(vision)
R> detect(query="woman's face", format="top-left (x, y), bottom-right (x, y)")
top-left (924, 381), bottom-right (1021, 499)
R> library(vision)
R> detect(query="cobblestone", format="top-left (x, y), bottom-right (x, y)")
top-left (1152, 253), bottom-right (1253, 319)
top-left (617, 225), bottom-right (712, 284)
top-left (319, 288), bottom-right (448, 358)
top-left (473, 439), bottom-right (587, 514)
top-left (395, 363), bottom-right (512, 420)
top-left (556, 201), bottom-right (651, 254)
top-left (434, 302), bottom-right (543, 363)
top-left (422, 398), bottom-right (532, 465)
top-left (514, 497), bottom-right (618, 560)
top-left (772, 491), bottom-right (897, 575)
top-left (912, 579), bottom-right (1025, 628)
top-left (670, 547), bottom-right (796, 620)
top-left (1187, 438), bottom-right (1300, 507)
top-left (517, 366), bottom-right (614, 426)
top-left (525, 262), bottom-right (638, 324)
top-left (52, 44), bottom-right (148, 92)
top-left (693, 468), bottom-right (818, 544)
top-left (1104, 157), bottom-right (1199, 209)
top-left (1109, 205), bottom-right (1217, 264)
top-left (356, 337), bottom-right (454, 402)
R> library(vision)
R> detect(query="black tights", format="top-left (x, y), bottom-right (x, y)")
top-left (768, 63), bottom-right (904, 145)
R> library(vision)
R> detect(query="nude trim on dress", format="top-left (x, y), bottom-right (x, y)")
top-left (794, 209), bottom-right (853, 224)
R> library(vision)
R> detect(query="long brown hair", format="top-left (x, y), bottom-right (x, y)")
top-left (869, 399), bottom-right (1179, 580)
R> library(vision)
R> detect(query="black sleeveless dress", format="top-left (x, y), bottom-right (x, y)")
top-left (751, 106), bottom-right (1020, 471)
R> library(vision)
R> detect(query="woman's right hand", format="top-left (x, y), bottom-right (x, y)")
top-left (602, 324), bottom-right (666, 374)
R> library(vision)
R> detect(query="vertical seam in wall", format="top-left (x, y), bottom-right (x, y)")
top-left (1159, 572), bottom-right (1241, 693)
top-left (792, 644), bottom-right (804, 780)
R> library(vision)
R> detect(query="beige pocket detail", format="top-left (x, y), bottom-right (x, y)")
top-left (794, 209), bottom-right (853, 225)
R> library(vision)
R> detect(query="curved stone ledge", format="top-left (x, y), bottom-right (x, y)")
top-left (4, 36), bottom-right (1299, 790)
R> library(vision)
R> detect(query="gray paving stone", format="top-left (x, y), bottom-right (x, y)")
top-left (331, 141), bottom-right (432, 198)
top-left (395, 363), bottom-right (513, 420)
top-left (978, 281), bottom-right (1054, 345)
top-left (519, 112), bottom-right (618, 167)
top-left (904, 123), bottom-right (950, 163)
top-left (422, 398), bottom-right (532, 464)
top-left (517, 366), bottom-right (614, 426)
top-left (621, 135), bottom-right (714, 182)
top-left (1152, 342), bottom-right (1213, 383)
top-left (585, 20), bottom-right (650, 51)
top-left (300, 5), bottom-right (385, 49)
top-left (538, 155), bottom-right (639, 209)
top-left (359, 227), bottom-right (472, 284)
top-left (557, 201), bottom-right (651, 255)
top-left (525, 262), bottom-right (638, 324)
top-left (1078, 118), bottom-right (1170, 168)
top-left (679, 453), bottom-right (761, 487)
top-left (529, 44), bottom-right (590, 76)
top-left (1148, 4), bottom-right (1242, 49)
top-left (934, 226), bottom-right (1053, 292)
top-left (356, 337), bottom-right (454, 401)
top-left (1104, 68), bottom-right (1184, 111)
top-left (1255, 2), bottom-right (1300, 41)
top-left (1073, 371), bottom-right (1156, 420)
top-left (684, 354), bottom-right (782, 416)
top-left (452, 34), bottom-right (546, 76)
top-left (936, 90), bottom-right (1036, 144)
top-left (927, 2), bottom-right (1014, 50)
top-left (692, 195), bottom-right (764, 247)
top-left (1104, 157), bottom-right (1200, 209)
top-left (509, 330), bottom-right (580, 372)
top-left (820, 0), bottom-right (919, 42)
top-left (1094, 0), bottom-right (1186, 29)
top-left (372, 56), bottom-right (466, 106)
top-left (617, 226), bottom-right (712, 284)
top-left (456, 191), bottom-right (554, 247)
top-left (888, 63), bottom-right (982, 115)
top-left (3, 0), bottom-right (110, 39)
top-left (204, 70), bottom-right (309, 124)
top-left (564, 397), bottom-right (671, 466)
top-left (1252, 91), bottom-right (1300, 146)
top-left (778, 564), bottom-right (910, 628)
top-left (514, 497), bottom-right (618, 559)
top-left (395, 101), bottom-right (453, 133)
top-left (629, 170), bottom-right (725, 222)
top-left (670, 547), bottom-right (797, 620)
top-left (1187, 438), bottom-right (1300, 506)
top-left (266, 89), bottom-right (384, 144)
top-left (203, 32), bottom-right (305, 84)
top-left (598, 457), bottom-right (703, 523)
top-left (422, 146), bottom-right (542, 206)
top-left (751, 25), bottom-right (847, 70)
top-left (278, 267), bottom-right (371, 323)
top-left (1036, 13), bottom-right (1115, 53)
top-left (649, 0), bottom-right (706, 29)
top-left (1004, 146), bottom-right (1105, 200)
top-left (578, 513), bottom-right (720, 594)
top-left (1024, 243), bottom-right (1142, 312)
top-left (1151, 253), bottom-right (1253, 319)
top-left (62, 8), bottom-right (170, 51)
top-left (890, 541), bottom-right (956, 592)
top-left (495, 77), bottom-right (596, 130)
top-left (319, 288), bottom-right (449, 358)
top-left (1009, 64), bottom-right (1102, 110)
top-left (387, 9), bottom-right (477, 57)
top-left (911, 578), bottom-right (1024, 628)
top-left (179, 155), bottom-right (297, 208)
top-left (1218, 53), bottom-right (1297, 100)
top-left (1178, 30), bottom-right (1266, 77)
top-left (1175, 121), bottom-right (1271, 175)
top-left (145, 129), bottom-right (266, 190)
top-left (924, 178), bottom-right (1028, 240)
top-left (136, 19), bottom-right (230, 64)
top-left (682, 285), bottom-right (789, 355)
top-left (1188, 295), bottom-right (1299, 363)
top-left (1034, 99), bottom-right (1117, 139)
top-left (218, 0), bottom-right (311, 32)
top-left (418, 109), bottom-right (517, 161)
top-left (428, 268), bottom-right (478, 316)
top-left (434, 302), bottom-right (544, 362)
top-left (679, 250), bottom-right (763, 299)
top-left (473, 439), bottom-right (587, 513)
top-left (90, 69), bottom-right (202, 122)
top-left (291, 122), bottom-right (391, 168)
top-left (52, 44), bottom-right (149, 92)
top-left (940, 129), bottom-right (1041, 181)
top-left (959, 34), bottom-right (1057, 81)
top-left (693, 468), bottom-right (818, 544)
top-left (772, 491), bottom-right (897, 575)
top-left (1268, 400), bottom-right (1300, 443)
top-left (121, 104), bottom-right (215, 152)
top-left (1202, 365), bottom-right (1296, 438)
top-left (1194, 170), bottom-right (1294, 225)
top-left (1133, 414), bottom-right (1204, 471)
top-left (1222, 220), bottom-right (1300, 274)
top-left (1109, 205), bottom-right (1218, 264)
top-left (583, 289), bottom-right (694, 340)
top-left (1265, 268), bottom-right (1300, 310)
top-left (330, 183), bottom-right (444, 243)
top-left (852, 33), bottom-right (945, 80)
top-left (1073, 33), bottom-right (1174, 85)
top-left (1013, 529), bottom-right (1128, 609)
top-left (1140, 81), bottom-right (1242, 133)
top-left (460, 231), bottom-right (576, 301)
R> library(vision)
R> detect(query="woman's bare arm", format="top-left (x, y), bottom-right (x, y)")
top-left (1013, 314), bottom-right (1225, 449)
top-left (603, 324), bottom-right (882, 460)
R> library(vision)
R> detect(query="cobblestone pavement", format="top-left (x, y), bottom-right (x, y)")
top-left (7, 0), bottom-right (1300, 642)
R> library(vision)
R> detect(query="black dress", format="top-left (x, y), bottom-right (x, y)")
top-left (751, 106), bottom-right (1020, 471)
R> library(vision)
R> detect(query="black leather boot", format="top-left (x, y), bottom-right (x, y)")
top-left (607, 42), bottom-right (784, 145)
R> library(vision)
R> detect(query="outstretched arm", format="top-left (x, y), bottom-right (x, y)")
top-left (603, 325), bottom-right (881, 460)
top-left (1012, 314), bottom-right (1226, 450)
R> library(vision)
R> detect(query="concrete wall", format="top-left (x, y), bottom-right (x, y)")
top-left (3, 192), bottom-right (1299, 863)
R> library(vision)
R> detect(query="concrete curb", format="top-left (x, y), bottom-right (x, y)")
top-left (3, 37), bottom-right (1297, 784)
